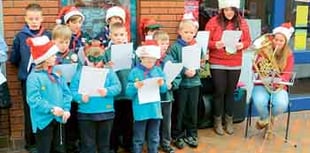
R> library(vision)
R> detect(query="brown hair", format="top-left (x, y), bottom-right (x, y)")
top-left (153, 30), bottom-right (169, 42)
top-left (275, 44), bottom-right (292, 72)
top-left (217, 7), bottom-right (241, 30)
top-left (25, 3), bottom-right (42, 12)
top-left (109, 22), bottom-right (126, 33)
top-left (52, 25), bottom-right (72, 40)
top-left (67, 15), bottom-right (82, 24)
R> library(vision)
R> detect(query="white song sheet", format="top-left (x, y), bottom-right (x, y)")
top-left (0, 72), bottom-right (6, 85)
top-left (111, 43), bottom-right (133, 71)
top-left (196, 31), bottom-right (210, 55)
top-left (163, 61), bottom-right (183, 84)
top-left (54, 63), bottom-right (78, 83)
top-left (138, 77), bottom-right (161, 104)
top-left (78, 66), bottom-right (108, 96)
top-left (182, 45), bottom-right (201, 70)
top-left (221, 30), bottom-right (242, 54)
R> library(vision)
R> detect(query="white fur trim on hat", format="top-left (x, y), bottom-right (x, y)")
top-left (182, 12), bottom-right (199, 28)
top-left (218, 0), bottom-right (240, 9)
top-left (106, 6), bottom-right (126, 23)
top-left (272, 26), bottom-right (294, 41)
top-left (63, 10), bottom-right (85, 24)
top-left (34, 45), bottom-right (58, 64)
top-left (136, 45), bottom-right (161, 59)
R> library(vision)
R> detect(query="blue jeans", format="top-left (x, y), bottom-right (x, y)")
top-left (160, 102), bottom-right (172, 147)
top-left (252, 85), bottom-right (289, 120)
top-left (133, 119), bottom-right (160, 153)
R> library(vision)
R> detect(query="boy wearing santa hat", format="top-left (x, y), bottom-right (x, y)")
top-left (26, 35), bottom-right (72, 153)
top-left (126, 40), bottom-right (168, 153)
top-left (9, 4), bottom-right (51, 152)
top-left (95, 6), bottom-right (130, 48)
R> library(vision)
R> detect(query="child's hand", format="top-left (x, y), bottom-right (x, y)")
top-left (62, 111), bottom-right (71, 123)
top-left (185, 69), bottom-right (196, 77)
top-left (52, 106), bottom-right (64, 117)
top-left (215, 41), bottom-right (225, 49)
top-left (82, 94), bottom-right (89, 103)
top-left (157, 78), bottom-right (164, 86)
top-left (97, 88), bottom-right (107, 97)
top-left (134, 81), bottom-right (144, 89)
top-left (107, 61), bottom-right (114, 68)
top-left (236, 42), bottom-right (244, 50)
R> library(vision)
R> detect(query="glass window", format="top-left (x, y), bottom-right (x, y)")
top-left (61, 0), bottom-right (137, 43)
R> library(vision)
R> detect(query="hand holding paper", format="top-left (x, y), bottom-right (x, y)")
top-left (138, 77), bottom-right (161, 104)
top-left (82, 94), bottom-right (89, 103)
top-left (215, 41), bottom-right (225, 49)
top-left (163, 61), bottom-right (183, 84)
top-left (97, 88), bottom-right (107, 97)
top-left (135, 81), bottom-right (144, 89)
top-left (221, 30), bottom-right (242, 54)
top-left (157, 78), bottom-right (164, 86)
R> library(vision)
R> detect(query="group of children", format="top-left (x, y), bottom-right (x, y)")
top-left (9, 3), bottom-right (205, 153)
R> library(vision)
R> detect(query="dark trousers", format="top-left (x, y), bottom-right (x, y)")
top-left (172, 86), bottom-right (200, 139)
top-left (35, 120), bottom-right (66, 153)
top-left (65, 102), bottom-right (79, 152)
top-left (160, 102), bottom-right (172, 147)
top-left (211, 69), bottom-right (241, 117)
top-left (110, 99), bottom-right (133, 152)
top-left (79, 119), bottom-right (113, 153)
top-left (133, 119), bottom-right (161, 153)
top-left (21, 80), bottom-right (36, 149)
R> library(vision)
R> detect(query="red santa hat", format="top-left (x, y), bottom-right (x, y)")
top-left (218, 0), bottom-right (240, 9)
top-left (106, 6), bottom-right (126, 23)
top-left (136, 40), bottom-right (161, 59)
top-left (27, 36), bottom-right (59, 64)
top-left (56, 6), bottom-right (85, 25)
top-left (182, 12), bottom-right (199, 28)
top-left (272, 22), bottom-right (294, 41)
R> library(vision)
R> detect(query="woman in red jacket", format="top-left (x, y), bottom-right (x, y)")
top-left (205, 0), bottom-right (251, 135)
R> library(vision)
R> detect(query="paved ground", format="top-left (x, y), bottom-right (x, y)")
top-left (1, 111), bottom-right (309, 153)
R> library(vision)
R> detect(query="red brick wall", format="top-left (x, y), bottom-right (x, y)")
top-left (1, 0), bottom-right (187, 148)
top-left (139, 0), bottom-right (185, 42)
top-left (2, 0), bottom-right (60, 147)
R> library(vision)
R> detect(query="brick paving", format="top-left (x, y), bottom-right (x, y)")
top-left (1, 111), bottom-right (309, 153)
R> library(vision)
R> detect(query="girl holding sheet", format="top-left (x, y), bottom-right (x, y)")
top-left (204, 0), bottom-right (251, 135)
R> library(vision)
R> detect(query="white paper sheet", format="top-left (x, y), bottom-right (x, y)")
top-left (163, 61), bottom-right (183, 84)
top-left (0, 72), bottom-right (6, 85)
top-left (221, 30), bottom-right (242, 54)
top-left (138, 77), bottom-right (161, 104)
top-left (54, 63), bottom-right (78, 83)
top-left (111, 43), bottom-right (133, 71)
top-left (182, 45), bottom-right (201, 70)
top-left (78, 66), bottom-right (108, 96)
top-left (196, 31), bottom-right (210, 55)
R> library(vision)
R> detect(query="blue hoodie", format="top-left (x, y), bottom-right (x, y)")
top-left (26, 70), bottom-right (72, 133)
top-left (70, 67), bottom-right (121, 114)
top-left (9, 25), bottom-right (51, 80)
top-left (126, 64), bottom-right (167, 121)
